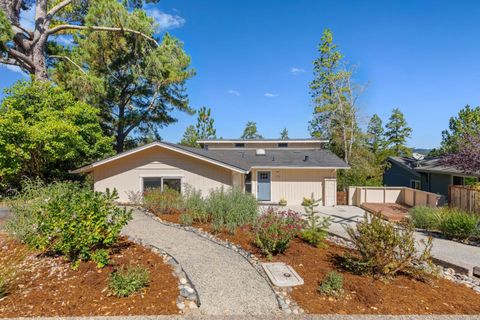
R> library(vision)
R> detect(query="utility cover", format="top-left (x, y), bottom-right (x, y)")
top-left (262, 262), bottom-right (304, 287)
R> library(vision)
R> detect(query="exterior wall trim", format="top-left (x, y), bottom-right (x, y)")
top-left (71, 142), bottom-right (246, 174)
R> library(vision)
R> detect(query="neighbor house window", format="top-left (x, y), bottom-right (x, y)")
top-left (235, 143), bottom-right (245, 148)
top-left (410, 180), bottom-right (421, 190)
top-left (452, 176), bottom-right (464, 186)
top-left (143, 177), bottom-right (182, 193)
top-left (278, 143), bottom-right (288, 148)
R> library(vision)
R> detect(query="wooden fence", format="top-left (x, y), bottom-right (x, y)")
top-left (449, 185), bottom-right (480, 214)
top-left (348, 186), bottom-right (443, 207)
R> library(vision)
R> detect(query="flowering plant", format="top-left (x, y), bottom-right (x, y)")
top-left (252, 207), bottom-right (304, 258)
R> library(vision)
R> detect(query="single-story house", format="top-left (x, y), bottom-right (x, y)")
top-left (383, 156), bottom-right (480, 200)
top-left (72, 139), bottom-right (349, 206)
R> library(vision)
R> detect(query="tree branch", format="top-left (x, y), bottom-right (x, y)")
top-left (47, 24), bottom-right (159, 46)
top-left (6, 47), bottom-right (34, 66)
top-left (46, 0), bottom-right (74, 21)
top-left (49, 55), bottom-right (88, 75)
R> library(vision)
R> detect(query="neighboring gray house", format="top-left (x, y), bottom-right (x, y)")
top-left (383, 156), bottom-right (480, 200)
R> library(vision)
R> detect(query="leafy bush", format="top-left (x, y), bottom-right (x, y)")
top-left (409, 206), bottom-right (444, 230)
top-left (318, 271), bottom-right (344, 297)
top-left (126, 190), bottom-right (143, 205)
top-left (179, 212), bottom-right (194, 226)
top-left (252, 208), bottom-right (304, 259)
top-left (143, 188), bottom-right (183, 215)
top-left (205, 187), bottom-right (258, 234)
top-left (108, 265), bottom-right (150, 297)
top-left (343, 213), bottom-right (434, 280)
top-left (183, 186), bottom-right (209, 223)
top-left (439, 209), bottom-right (479, 240)
top-left (5, 180), bottom-right (132, 267)
top-left (300, 195), bottom-right (330, 247)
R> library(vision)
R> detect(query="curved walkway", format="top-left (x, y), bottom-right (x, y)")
top-left (122, 208), bottom-right (279, 316)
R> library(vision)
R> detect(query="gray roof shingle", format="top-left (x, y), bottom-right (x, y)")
top-left (167, 142), bottom-right (348, 171)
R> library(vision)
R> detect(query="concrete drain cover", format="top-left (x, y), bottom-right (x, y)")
top-left (262, 262), bottom-right (304, 287)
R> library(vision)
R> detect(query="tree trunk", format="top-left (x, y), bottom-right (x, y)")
top-left (116, 133), bottom-right (125, 154)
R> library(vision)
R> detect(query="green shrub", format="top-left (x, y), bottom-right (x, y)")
top-left (439, 209), bottom-right (479, 240)
top-left (108, 265), bottom-right (150, 297)
top-left (343, 213), bottom-right (434, 280)
top-left (252, 208), bottom-right (303, 259)
top-left (206, 187), bottom-right (258, 234)
top-left (409, 206), bottom-right (444, 230)
top-left (300, 194), bottom-right (330, 247)
top-left (183, 186), bottom-right (209, 223)
top-left (179, 212), bottom-right (194, 226)
top-left (318, 271), bottom-right (344, 297)
top-left (5, 180), bottom-right (132, 267)
top-left (143, 188), bottom-right (183, 215)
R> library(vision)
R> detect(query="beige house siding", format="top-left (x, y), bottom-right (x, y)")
top-left (92, 145), bottom-right (233, 202)
top-left (251, 168), bottom-right (337, 206)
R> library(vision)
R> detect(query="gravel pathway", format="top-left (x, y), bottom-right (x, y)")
top-left (122, 208), bottom-right (279, 316)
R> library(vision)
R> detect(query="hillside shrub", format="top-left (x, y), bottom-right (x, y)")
top-left (409, 206), bottom-right (444, 231)
top-left (318, 271), bottom-right (344, 297)
top-left (342, 213), bottom-right (434, 281)
top-left (108, 265), bottom-right (150, 297)
top-left (300, 194), bottom-right (331, 247)
top-left (143, 188), bottom-right (183, 215)
top-left (5, 180), bottom-right (132, 267)
top-left (183, 186), bottom-right (209, 223)
top-left (205, 187), bottom-right (258, 234)
top-left (439, 209), bottom-right (479, 240)
top-left (252, 208), bottom-right (304, 259)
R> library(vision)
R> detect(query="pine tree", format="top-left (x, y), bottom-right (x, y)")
top-left (384, 108), bottom-right (412, 157)
top-left (366, 114), bottom-right (385, 155)
top-left (309, 29), bottom-right (363, 164)
top-left (280, 128), bottom-right (289, 139)
top-left (180, 107), bottom-right (217, 147)
top-left (241, 121), bottom-right (263, 139)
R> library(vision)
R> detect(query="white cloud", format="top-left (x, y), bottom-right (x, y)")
top-left (145, 8), bottom-right (186, 32)
top-left (227, 89), bottom-right (241, 96)
top-left (290, 67), bottom-right (306, 74)
top-left (264, 92), bottom-right (279, 97)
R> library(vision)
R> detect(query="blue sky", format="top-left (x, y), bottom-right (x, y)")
top-left (2, 0), bottom-right (480, 148)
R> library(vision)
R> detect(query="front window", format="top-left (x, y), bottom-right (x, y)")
top-left (452, 176), bottom-right (464, 186)
top-left (143, 177), bottom-right (182, 193)
top-left (410, 180), bottom-right (421, 190)
top-left (163, 178), bottom-right (181, 192)
top-left (235, 143), bottom-right (245, 148)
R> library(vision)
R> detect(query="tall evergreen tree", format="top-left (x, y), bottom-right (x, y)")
top-left (280, 128), bottom-right (289, 139)
top-left (53, 1), bottom-right (194, 152)
top-left (384, 108), bottom-right (412, 157)
top-left (309, 29), bottom-right (363, 164)
top-left (440, 105), bottom-right (480, 154)
top-left (195, 106), bottom-right (216, 141)
top-left (241, 121), bottom-right (263, 139)
top-left (366, 114), bottom-right (385, 155)
top-left (0, 0), bottom-right (160, 80)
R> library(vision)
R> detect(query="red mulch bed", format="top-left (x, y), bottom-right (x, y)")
top-left (361, 203), bottom-right (411, 222)
top-left (156, 211), bottom-right (480, 315)
top-left (0, 233), bottom-right (179, 317)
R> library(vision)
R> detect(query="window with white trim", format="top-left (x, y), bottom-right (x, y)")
top-left (143, 177), bottom-right (182, 193)
top-left (410, 179), bottom-right (421, 190)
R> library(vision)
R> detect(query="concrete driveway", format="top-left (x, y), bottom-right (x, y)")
top-left (0, 206), bottom-right (9, 225)
top-left (278, 205), bottom-right (480, 277)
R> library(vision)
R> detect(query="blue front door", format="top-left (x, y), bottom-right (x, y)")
top-left (257, 171), bottom-right (271, 201)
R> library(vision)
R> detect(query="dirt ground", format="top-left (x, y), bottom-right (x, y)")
top-left (157, 211), bottom-right (480, 315)
top-left (0, 234), bottom-right (179, 317)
